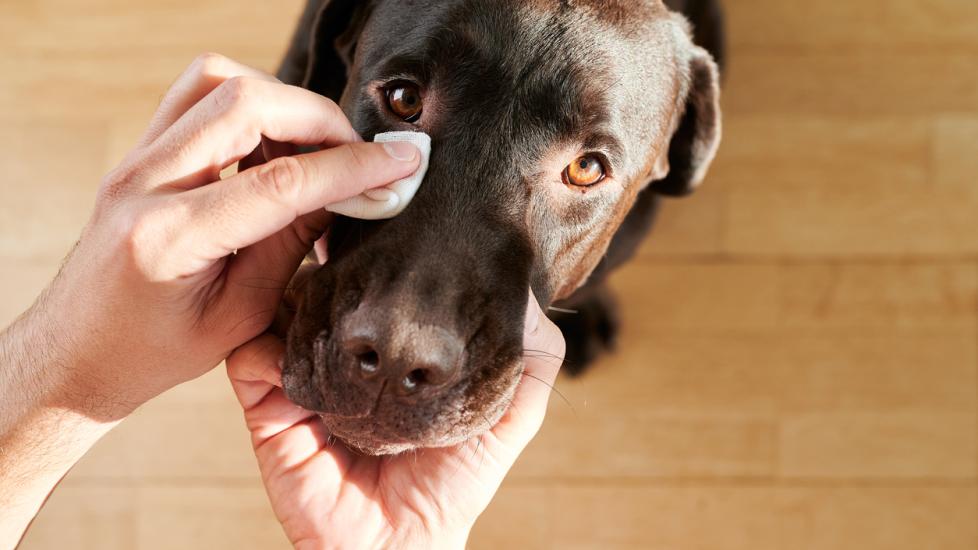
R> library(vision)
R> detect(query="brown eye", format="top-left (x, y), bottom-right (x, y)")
top-left (386, 83), bottom-right (423, 122)
top-left (564, 155), bottom-right (607, 187)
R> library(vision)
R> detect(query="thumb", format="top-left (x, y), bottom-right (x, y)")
top-left (490, 292), bottom-right (566, 450)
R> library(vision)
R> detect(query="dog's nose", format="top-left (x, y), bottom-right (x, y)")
top-left (340, 318), bottom-right (464, 398)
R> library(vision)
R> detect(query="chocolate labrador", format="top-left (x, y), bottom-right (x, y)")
top-left (276, 0), bottom-right (724, 455)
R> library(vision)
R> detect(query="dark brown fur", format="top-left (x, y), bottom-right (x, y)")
top-left (278, 0), bottom-right (724, 454)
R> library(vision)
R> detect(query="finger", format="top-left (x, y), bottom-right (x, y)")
top-left (227, 334), bottom-right (287, 409)
top-left (142, 76), bottom-right (359, 190)
top-left (234, 138), bottom-right (297, 194)
top-left (491, 293), bottom-right (566, 450)
top-left (223, 209), bottom-right (330, 325)
top-left (139, 53), bottom-right (278, 149)
top-left (179, 140), bottom-right (420, 261)
top-left (244, 388), bottom-right (320, 446)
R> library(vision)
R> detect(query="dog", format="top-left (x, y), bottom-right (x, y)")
top-left (276, 0), bottom-right (724, 455)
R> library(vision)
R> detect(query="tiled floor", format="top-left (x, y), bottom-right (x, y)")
top-left (2, 1), bottom-right (976, 549)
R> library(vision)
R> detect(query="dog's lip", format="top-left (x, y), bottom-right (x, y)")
top-left (312, 355), bottom-right (526, 453)
top-left (311, 378), bottom-right (389, 420)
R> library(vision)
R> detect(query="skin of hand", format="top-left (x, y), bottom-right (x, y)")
top-left (227, 294), bottom-right (566, 550)
top-left (0, 53), bottom-right (420, 547)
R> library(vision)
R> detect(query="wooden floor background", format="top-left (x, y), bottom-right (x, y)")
top-left (2, 1), bottom-right (977, 548)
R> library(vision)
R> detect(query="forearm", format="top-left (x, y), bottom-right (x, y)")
top-left (0, 307), bottom-right (123, 548)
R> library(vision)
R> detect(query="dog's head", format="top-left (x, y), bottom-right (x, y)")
top-left (282, 0), bottom-right (721, 455)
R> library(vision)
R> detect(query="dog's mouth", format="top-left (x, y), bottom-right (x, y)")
top-left (282, 323), bottom-right (526, 456)
top-left (280, 257), bottom-right (529, 456)
top-left (308, 362), bottom-right (525, 456)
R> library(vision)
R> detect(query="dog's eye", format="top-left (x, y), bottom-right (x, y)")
top-left (564, 155), bottom-right (607, 187)
top-left (385, 83), bottom-right (423, 122)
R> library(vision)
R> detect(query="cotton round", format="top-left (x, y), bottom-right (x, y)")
top-left (326, 131), bottom-right (432, 220)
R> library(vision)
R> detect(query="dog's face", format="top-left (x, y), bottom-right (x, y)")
top-left (283, 0), bottom-right (721, 455)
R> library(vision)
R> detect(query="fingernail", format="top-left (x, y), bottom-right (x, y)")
top-left (383, 141), bottom-right (418, 161)
top-left (524, 296), bottom-right (541, 336)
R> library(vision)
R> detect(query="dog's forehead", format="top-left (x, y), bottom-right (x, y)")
top-left (364, 0), bottom-right (689, 174)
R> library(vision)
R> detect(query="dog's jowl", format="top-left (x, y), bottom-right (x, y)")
top-left (278, 0), bottom-right (724, 455)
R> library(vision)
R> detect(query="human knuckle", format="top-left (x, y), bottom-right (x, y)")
top-left (190, 52), bottom-right (228, 77)
top-left (120, 200), bottom-right (190, 280)
top-left (321, 97), bottom-right (344, 118)
top-left (121, 210), bottom-right (163, 273)
top-left (216, 76), bottom-right (260, 111)
top-left (256, 156), bottom-right (305, 202)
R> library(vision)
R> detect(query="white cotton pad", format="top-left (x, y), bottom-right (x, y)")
top-left (326, 131), bottom-right (432, 220)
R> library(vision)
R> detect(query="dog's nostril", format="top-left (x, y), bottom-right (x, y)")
top-left (357, 349), bottom-right (381, 376)
top-left (401, 369), bottom-right (429, 393)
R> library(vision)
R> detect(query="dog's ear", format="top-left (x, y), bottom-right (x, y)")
top-left (277, 0), bottom-right (372, 99)
top-left (648, 46), bottom-right (722, 197)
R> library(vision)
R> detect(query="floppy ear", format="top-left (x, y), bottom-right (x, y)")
top-left (648, 47), bottom-right (722, 197)
top-left (277, 0), bottom-right (372, 100)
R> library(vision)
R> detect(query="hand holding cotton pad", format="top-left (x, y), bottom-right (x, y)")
top-left (326, 131), bottom-right (431, 220)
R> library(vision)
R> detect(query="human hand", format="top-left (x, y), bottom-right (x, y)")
top-left (2, 52), bottom-right (424, 547)
top-left (226, 294), bottom-right (566, 550)
top-left (19, 54), bottom-right (421, 418)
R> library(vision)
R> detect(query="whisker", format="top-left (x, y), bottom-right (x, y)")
top-left (468, 430), bottom-right (484, 471)
top-left (547, 306), bottom-right (579, 315)
top-left (523, 348), bottom-right (580, 372)
top-left (522, 371), bottom-right (577, 418)
top-left (468, 411), bottom-right (493, 471)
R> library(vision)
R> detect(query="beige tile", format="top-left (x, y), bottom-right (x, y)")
top-left (546, 487), bottom-right (779, 550)
top-left (71, 369), bottom-right (258, 481)
top-left (729, 1), bottom-right (978, 50)
top-left (19, 487), bottom-right (137, 550)
top-left (135, 486), bottom-right (289, 550)
top-left (469, 485), bottom-right (552, 550)
top-left (638, 179), bottom-right (725, 257)
top-left (474, 486), bottom-right (978, 550)
top-left (0, 120), bottom-right (104, 262)
top-left (512, 411), bottom-right (776, 479)
top-left (474, 486), bottom-right (779, 550)
top-left (774, 262), bottom-right (977, 333)
top-left (0, 261), bottom-right (60, 327)
top-left (609, 262), bottom-right (782, 333)
top-left (777, 487), bottom-right (978, 550)
top-left (771, 334), bottom-right (976, 414)
top-left (934, 115), bottom-right (978, 191)
top-left (711, 114), bottom-right (978, 256)
top-left (609, 261), bottom-right (977, 334)
top-left (716, 115), bottom-right (931, 189)
top-left (510, 332), bottom-right (974, 480)
top-left (780, 413), bottom-right (978, 478)
top-left (611, 261), bottom-right (978, 334)
top-left (724, 53), bottom-right (978, 116)
top-left (638, 115), bottom-right (932, 259)
top-left (568, 333), bottom-right (975, 416)
top-left (724, 179), bottom-right (978, 257)
top-left (0, 3), bottom-right (305, 120)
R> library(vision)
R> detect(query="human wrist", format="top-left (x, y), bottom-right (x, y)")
top-left (0, 301), bottom-right (126, 548)
top-left (2, 291), bottom-right (139, 426)
top-left (0, 306), bottom-right (64, 434)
